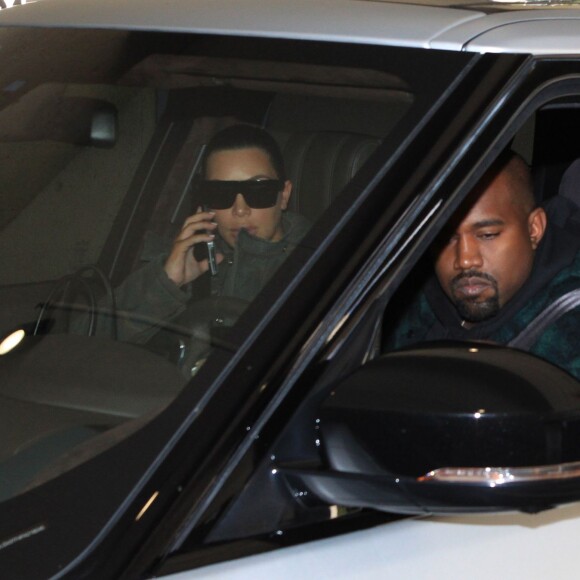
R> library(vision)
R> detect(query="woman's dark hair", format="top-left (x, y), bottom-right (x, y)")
top-left (202, 124), bottom-right (286, 181)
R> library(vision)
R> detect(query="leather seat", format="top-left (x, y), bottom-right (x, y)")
top-left (275, 130), bottom-right (380, 222)
top-left (558, 157), bottom-right (580, 206)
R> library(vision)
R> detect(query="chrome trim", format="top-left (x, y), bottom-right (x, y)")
top-left (419, 460), bottom-right (580, 485)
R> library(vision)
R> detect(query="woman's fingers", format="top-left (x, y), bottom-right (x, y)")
top-left (164, 211), bottom-right (218, 286)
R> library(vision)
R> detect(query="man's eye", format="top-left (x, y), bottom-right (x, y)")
top-left (479, 232), bottom-right (499, 240)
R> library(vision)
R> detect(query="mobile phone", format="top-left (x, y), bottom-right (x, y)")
top-left (193, 207), bottom-right (218, 276)
top-left (205, 238), bottom-right (218, 276)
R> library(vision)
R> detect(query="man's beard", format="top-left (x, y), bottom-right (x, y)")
top-left (450, 270), bottom-right (500, 323)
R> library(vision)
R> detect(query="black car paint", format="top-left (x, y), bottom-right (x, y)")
top-left (307, 343), bottom-right (580, 511)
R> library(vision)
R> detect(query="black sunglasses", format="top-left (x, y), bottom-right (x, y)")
top-left (198, 179), bottom-right (283, 209)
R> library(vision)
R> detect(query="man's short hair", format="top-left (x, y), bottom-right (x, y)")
top-left (202, 124), bottom-right (287, 181)
top-left (483, 149), bottom-right (535, 214)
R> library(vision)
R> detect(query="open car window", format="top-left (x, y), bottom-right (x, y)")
top-left (383, 94), bottom-right (580, 375)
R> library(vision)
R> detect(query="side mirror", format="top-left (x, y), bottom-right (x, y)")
top-left (283, 343), bottom-right (580, 515)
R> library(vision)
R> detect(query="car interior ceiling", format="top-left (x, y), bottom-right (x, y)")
top-left (531, 104), bottom-right (580, 205)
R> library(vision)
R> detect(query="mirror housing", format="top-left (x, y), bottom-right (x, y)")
top-left (0, 84), bottom-right (118, 147)
top-left (283, 343), bottom-right (580, 515)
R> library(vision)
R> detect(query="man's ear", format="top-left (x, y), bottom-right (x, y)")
top-left (280, 180), bottom-right (292, 210)
top-left (528, 207), bottom-right (547, 250)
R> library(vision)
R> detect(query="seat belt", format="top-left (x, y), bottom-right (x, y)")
top-left (508, 288), bottom-right (580, 350)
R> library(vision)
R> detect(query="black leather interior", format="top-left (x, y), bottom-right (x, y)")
top-left (276, 130), bottom-right (380, 222)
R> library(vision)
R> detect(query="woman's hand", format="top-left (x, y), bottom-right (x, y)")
top-left (164, 208), bottom-right (223, 286)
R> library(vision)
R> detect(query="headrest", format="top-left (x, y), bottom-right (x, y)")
top-left (276, 131), bottom-right (380, 222)
top-left (559, 158), bottom-right (580, 207)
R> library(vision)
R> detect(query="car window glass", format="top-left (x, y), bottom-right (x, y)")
top-left (0, 28), bottom-right (468, 507)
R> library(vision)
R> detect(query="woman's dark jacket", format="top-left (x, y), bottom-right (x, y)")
top-left (112, 211), bottom-right (310, 344)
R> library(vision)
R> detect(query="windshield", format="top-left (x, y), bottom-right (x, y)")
top-left (0, 26), bottom-right (469, 507)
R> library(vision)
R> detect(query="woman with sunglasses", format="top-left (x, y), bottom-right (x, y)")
top-left (112, 124), bottom-right (310, 345)
top-left (164, 124), bottom-right (308, 294)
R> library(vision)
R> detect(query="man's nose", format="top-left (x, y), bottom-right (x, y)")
top-left (232, 193), bottom-right (251, 217)
top-left (454, 236), bottom-right (483, 270)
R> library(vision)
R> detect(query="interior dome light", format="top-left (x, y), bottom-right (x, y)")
top-left (0, 329), bottom-right (26, 355)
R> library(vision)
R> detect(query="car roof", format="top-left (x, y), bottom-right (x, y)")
top-left (1, 0), bottom-right (580, 55)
